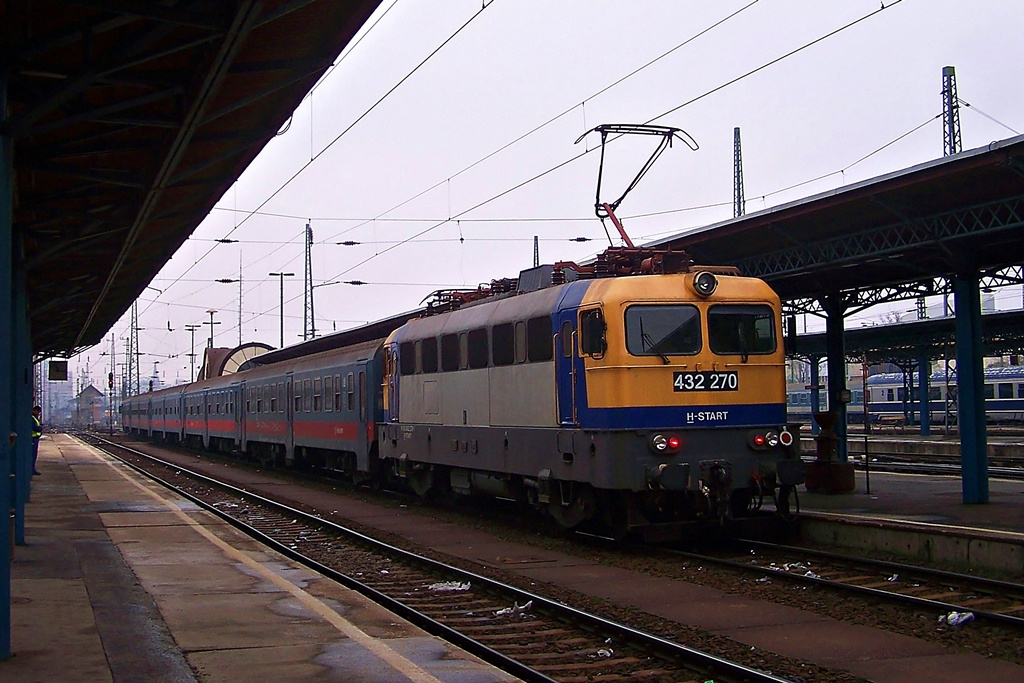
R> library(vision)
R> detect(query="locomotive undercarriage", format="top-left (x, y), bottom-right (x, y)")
top-left (380, 420), bottom-right (800, 541)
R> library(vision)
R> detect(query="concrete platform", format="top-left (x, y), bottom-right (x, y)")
top-left (0, 435), bottom-right (519, 682)
top-left (797, 468), bottom-right (1024, 575)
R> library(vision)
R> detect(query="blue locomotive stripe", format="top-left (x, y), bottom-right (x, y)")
top-left (577, 403), bottom-right (787, 429)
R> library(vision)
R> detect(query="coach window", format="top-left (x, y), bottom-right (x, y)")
top-left (278, 383), bottom-right (284, 412)
top-left (303, 379), bottom-right (313, 412)
top-left (468, 328), bottom-right (488, 369)
top-left (459, 333), bottom-right (470, 369)
top-left (269, 384), bottom-right (277, 412)
top-left (314, 377), bottom-right (322, 411)
top-left (561, 321), bottom-right (573, 358)
top-left (294, 383), bottom-right (302, 413)
top-left (492, 323), bottom-right (514, 366)
top-left (257, 386), bottom-right (263, 413)
top-left (1018, 384), bottom-right (1024, 399)
top-left (334, 375), bottom-right (342, 411)
top-left (347, 372), bottom-right (355, 411)
top-left (708, 304), bottom-right (776, 358)
top-left (998, 382), bottom-right (1014, 399)
top-left (399, 341), bottom-right (416, 375)
top-left (441, 334), bottom-right (459, 372)
top-left (526, 316), bottom-right (553, 362)
top-left (984, 383), bottom-right (995, 400)
top-left (515, 321), bottom-right (527, 363)
top-left (325, 376), bottom-right (333, 412)
top-left (422, 337), bottom-right (438, 373)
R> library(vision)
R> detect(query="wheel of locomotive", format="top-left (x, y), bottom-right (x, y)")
top-left (546, 480), bottom-right (596, 530)
top-left (407, 465), bottom-right (435, 500)
top-left (774, 484), bottom-right (799, 521)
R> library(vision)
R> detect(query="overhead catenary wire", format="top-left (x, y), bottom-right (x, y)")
top-left (144, 0), bottom-right (915, 350)
top-left (109, 1), bottom-right (1018, 365)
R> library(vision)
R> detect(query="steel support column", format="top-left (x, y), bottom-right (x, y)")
top-left (953, 273), bottom-right (989, 503)
top-left (809, 356), bottom-right (821, 436)
top-left (918, 356), bottom-right (931, 436)
top-left (823, 295), bottom-right (848, 461)
top-left (12, 268), bottom-right (29, 541)
top-left (0, 70), bottom-right (14, 660)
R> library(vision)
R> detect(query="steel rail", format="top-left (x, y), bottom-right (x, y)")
top-left (663, 540), bottom-right (1024, 629)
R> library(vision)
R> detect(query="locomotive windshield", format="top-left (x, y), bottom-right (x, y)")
top-left (624, 305), bottom-right (701, 356)
top-left (707, 304), bottom-right (776, 358)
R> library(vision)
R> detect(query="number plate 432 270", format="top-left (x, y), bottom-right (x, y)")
top-left (672, 371), bottom-right (738, 392)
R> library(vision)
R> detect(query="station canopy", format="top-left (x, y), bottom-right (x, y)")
top-left (5, 0), bottom-right (382, 358)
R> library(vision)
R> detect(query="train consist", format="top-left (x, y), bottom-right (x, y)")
top-left (122, 247), bottom-right (803, 539)
top-left (787, 365), bottom-right (1024, 426)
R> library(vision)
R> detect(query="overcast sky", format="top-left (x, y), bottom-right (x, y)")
top-left (69, 0), bottom-right (1024, 386)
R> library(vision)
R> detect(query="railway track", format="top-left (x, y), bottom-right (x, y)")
top-left (661, 539), bottom-right (1024, 630)
top-left (79, 433), bottom-right (789, 683)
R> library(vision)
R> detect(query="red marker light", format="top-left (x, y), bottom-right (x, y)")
top-left (667, 436), bottom-right (680, 450)
top-left (753, 433), bottom-right (766, 447)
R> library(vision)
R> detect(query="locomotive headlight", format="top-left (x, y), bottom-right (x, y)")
top-left (692, 271), bottom-right (718, 297)
top-left (650, 433), bottom-right (682, 454)
top-left (765, 431), bottom-right (779, 447)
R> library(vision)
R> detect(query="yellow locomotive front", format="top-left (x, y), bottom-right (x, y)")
top-left (553, 267), bottom-right (802, 525)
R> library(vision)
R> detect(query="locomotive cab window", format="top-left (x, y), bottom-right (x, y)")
top-left (579, 309), bottom-right (606, 357)
top-left (707, 304), bottom-right (776, 359)
top-left (625, 304), bottom-right (700, 357)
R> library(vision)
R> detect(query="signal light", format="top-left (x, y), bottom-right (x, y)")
top-left (650, 433), bottom-right (682, 454)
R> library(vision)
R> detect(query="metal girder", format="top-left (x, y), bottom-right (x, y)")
top-left (75, 1), bottom-right (263, 348)
top-left (782, 280), bottom-right (940, 317)
top-left (736, 195), bottom-right (1024, 280)
top-left (63, 1), bottom-right (228, 31)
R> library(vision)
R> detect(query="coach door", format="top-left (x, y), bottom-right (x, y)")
top-left (384, 343), bottom-right (399, 421)
top-left (235, 381), bottom-right (245, 451)
top-left (555, 309), bottom-right (577, 425)
top-left (285, 373), bottom-right (295, 461)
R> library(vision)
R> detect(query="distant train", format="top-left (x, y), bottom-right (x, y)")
top-left (787, 365), bottom-right (1024, 426)
top-left (122, 247), bottom-right (803, 540)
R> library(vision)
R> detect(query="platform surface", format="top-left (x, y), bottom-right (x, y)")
top-left (1, 435), bottom-right (518, 682)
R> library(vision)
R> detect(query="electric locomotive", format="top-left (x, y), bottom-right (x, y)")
top-left (378, 248), bottom-right (802, 538)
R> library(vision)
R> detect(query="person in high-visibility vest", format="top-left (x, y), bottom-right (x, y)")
top-left (31, 406), bottom-right (43, 475)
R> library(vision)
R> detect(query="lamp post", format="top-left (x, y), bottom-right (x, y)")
top-left (184, 324), bottom-right (200, 382)
top-left (204, 309), bottom-right (219, 348)
top-left (269, 272), bottom-right (294, 348)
